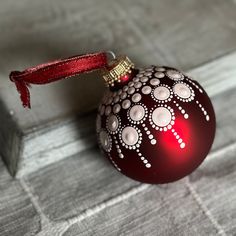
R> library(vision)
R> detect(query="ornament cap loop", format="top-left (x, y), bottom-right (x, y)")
top-left (102, 55), bottom-right (135, 87)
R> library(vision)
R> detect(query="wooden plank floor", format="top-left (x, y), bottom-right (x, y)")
top-left (0, 0), bottom-right (236, 235)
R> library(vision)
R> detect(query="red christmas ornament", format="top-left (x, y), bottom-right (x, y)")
top-left (10, 52), bottom-right (216, 184)
top-left (97, 56), bottom-right (216, 184)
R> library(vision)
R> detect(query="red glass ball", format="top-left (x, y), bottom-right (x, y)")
top-left (96, 66), bottom-right (216, 184)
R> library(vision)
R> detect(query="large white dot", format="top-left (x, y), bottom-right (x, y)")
top-left (152, 107), bottom-right (172, 127)
top-left (132, 93), bottom-right (142, 103)
top-left (128, 87), bottom-right (135, 95)
top-left (122, 127), bottom-right (139, 146)
top-left (105, 106), bottom-right (111, 116)
top-left (150, 78), bottom-right (160, 86)
top-left (134, 82), bottom-right (142, 88)
top-left (120, 92), bottom-right (127, 99)
top-left (122, 99), bottom-right (131, 109)
top-left (99, 130), bottom-right (111, 151)
top-left (129, 105), bottom-right (145, 121)
top-left (153, 86), bottom-right (170, 100)
top-left (113, 104), bottom-right (121, 113)
top-left (166, 70), bottom-right (183, 80)
top-left (173, 83), bottom-right (191, 98)
top-left (107, 115), bottom-right (119, 132)
top-left (142, 86), bottom-right (152, 94)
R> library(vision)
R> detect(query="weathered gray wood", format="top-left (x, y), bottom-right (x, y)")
top-left (63, 182), bottom-right (218, 236)
top-left (1, 0), bottom-right (236, 177)
top-left (188, 143), bottom-right (236, 235)
top-left (24, 87), bottom-right (236, 233)
top-left (0, 0), bottom-right (236, 235)
top-left (0, 160), bottom-right (40, 236)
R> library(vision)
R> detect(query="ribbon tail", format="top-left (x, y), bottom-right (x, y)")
top-left (10, 72), bottom-right (31, 108)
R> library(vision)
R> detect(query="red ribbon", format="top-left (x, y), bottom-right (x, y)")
top-left (10, 52), bottom-right (108, 108)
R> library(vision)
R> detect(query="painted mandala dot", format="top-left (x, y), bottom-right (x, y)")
top-left (105, 106), bottom-right (111, 116)
top-left (142, 86), bottom-right (152, 94)
top-left (152, 107), bottom-right (172, 127)
top-left (122, 99), bottom-right (131, 109)
top-left (128, 87), bottom-right (135, 95)
top-left (153, 86), bottom-right (170, 100)
top-left (129, 105), bottom-right (145, 121)
top-left (113, 104), bottom-right (121, 113)
top-left (122, 127), bottom-right (139, 146)
top-left (173, 83), bottom-right (191, 98)
top-left (150, 78), bottom-right (160, 86)
top-left (140, 77), bottom-right (149, 83)
top-left (132, 93), bottom-right (142, 103)
top-left (107, 115), bottom-right (119, 132)
top-left (121, 92), bottom-right (127, 99)
top-left (166, 70), bottom-right (183, 80)
top-left (99, 130), bottom-right (111, 151)
top-left (154, 72), bottom-right (165, 78)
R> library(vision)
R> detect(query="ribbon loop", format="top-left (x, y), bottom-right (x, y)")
top-left (9, 52), bottom-right (108, 108)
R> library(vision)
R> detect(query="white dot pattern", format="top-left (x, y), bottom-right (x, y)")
top-left (97, 65), bottom-right (211, 170)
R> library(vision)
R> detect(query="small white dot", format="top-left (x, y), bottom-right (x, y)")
top-left (206, 115), bottom-right (210, 121)
top-left (151, 139), bottom-right (156, 145)
top-left (119, 154), bottom-right (124, 158)
top-left (184, 114), bottom-right (189, 119)
top-left (148, 134), bottom-right (154, 139)
top-left (180, 143), bottom-right (185, 149)
top-left (146, 163), bottom-right (151, 168)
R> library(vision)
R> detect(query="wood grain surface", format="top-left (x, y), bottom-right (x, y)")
top-left (0, 0), bottom-right (236, 235)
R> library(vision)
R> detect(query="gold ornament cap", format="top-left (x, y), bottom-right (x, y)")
top-left (102, 55), bottom-right (135, 87)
